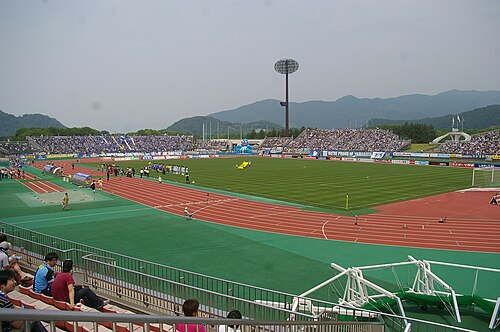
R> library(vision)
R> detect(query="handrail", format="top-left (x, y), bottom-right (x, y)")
top-left (0, 222), bottom-right (301, 297)
top-left (0, 222), bottom-right (482, 331)
top-left (0, 309), bottom-right (474, 332)
top-left (0, 308), bottom-right (375, 325)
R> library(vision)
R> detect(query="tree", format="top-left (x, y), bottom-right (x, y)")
top-left (374, 123), bottom-right (437, 143)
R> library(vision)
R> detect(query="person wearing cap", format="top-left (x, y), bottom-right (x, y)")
top-left (51, 259), bottom-right (105, 310)
top-left (0, 241), bottom-right (32, 285)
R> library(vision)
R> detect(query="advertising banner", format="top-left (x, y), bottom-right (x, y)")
top-left (429, 161), bottom-right (449, 166)
top-left (392, 159), bottom-right (411, 164)
top-left (450, 162), bottom-right (474, 168)
top-left (357, 158), bottom-right (374, 163)
top-left (430, 153), bottom-right (451, 158)
top-left (46, 154), bottom-right (73, 159)
top-left (371, 152), bottom-right (386, 159)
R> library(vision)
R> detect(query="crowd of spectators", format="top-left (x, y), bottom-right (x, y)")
top-left (17, 135), bottom-right (196, 155)
top-left (436, 131), bottom-right (500, 156)
top-left (195, 139), bottom-right (228, 151)
top-left (286, 128), bottom-right (410, 152)
top-left (0, 141), bottom-right (35, 155)
top-left (3, 129), bottom-right (499, 156)
top-left (259, 136), bottom-right (293, 150)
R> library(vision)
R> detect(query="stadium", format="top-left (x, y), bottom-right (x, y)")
top-left (1, 128), bottom-right (499, 332)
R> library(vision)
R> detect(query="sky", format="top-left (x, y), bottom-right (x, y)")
top-left (1, 0), bottom-right (499, 133)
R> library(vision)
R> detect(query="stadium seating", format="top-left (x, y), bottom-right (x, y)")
top-left (437, 130), bottom-right (500, 155)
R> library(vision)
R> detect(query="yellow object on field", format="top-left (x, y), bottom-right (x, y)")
top-left (238, 161), bottom-right (250, 169)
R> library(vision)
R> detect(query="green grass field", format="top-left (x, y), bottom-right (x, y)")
top-left (1, 160), bottom-right (497, 330)
top-left (88, 157), bottom-right (473, 211)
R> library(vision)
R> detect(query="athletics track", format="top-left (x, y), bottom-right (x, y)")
top-left (29, 160), bottom-right (500, 253)
top-left (9, 168), bottom-right (66, 194)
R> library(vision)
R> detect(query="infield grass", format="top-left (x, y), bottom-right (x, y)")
top-left (85, 157), bottom-right (473, 211)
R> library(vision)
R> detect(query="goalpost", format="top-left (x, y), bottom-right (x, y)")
top-left (472, 167), bottom-right (500, 187)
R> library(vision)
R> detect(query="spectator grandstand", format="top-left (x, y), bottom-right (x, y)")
top-left (0, 141), bottom-right (36, 155)
top-left (259, 136), bottom-right (293, 150)
top-left (24, 135), bottom-right (194, 154)
top-left (194, 139), bottom-right (228, 151)
top-left (436, 130), bottom-right (500, 156)
top-left (3, 129), bottom-right (500, 157)
top-left (286, 128), bottom-right (410, 152)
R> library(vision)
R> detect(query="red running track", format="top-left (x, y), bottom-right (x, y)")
top-left (17, 170), bottom-right (66, 194)
top-left (33, 160), bottom-right (500, 253)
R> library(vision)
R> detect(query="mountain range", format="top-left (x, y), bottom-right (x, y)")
top-left (2, 90), bottom-right (500, 138)
top-left (368, 105), bottom-right (500, 130)
top-left (166, 116), bottom-right (282, 138)
top-left (0, 110), bottom-right (65, 137)
top-left (206, 90), bottom-right (500, 129)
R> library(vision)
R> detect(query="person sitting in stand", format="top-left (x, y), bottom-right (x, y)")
top-left (176, 299), bottom-right (206, 332)
top-left (0, 241), bottom-right (32, 286)
top-left (0, 270), bottom-right (25, 332)
top-left (51, 259), bottom-right (105, 310)
top-left (34, 252), bottom-right (59, 296)
top-left (218, 310), bottom-right (242, 332)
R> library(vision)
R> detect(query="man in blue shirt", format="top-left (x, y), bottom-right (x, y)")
top-left (34, 252), bottom-right (58, 295)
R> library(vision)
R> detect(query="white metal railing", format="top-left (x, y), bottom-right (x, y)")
top-left (1, 309), bottom-right (386, 332)
top-left (0, 223), bottom-right (478, 331)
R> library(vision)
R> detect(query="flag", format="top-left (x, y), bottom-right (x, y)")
top-left (457, 115), bottom-right (461, 122)
top-left (452, 117), bottom-right (455, 126)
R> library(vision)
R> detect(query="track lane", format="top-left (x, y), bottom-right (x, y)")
top-left (31, 160), bottom-right (500, 253)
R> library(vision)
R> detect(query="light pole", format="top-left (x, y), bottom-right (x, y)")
top-left (274, 58), bottom-right (299, 137)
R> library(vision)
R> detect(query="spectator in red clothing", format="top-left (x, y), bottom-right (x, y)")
top-left (176, 299), bottom-right (206, 332)
top-left (51, 259), bottom-right (105, 310)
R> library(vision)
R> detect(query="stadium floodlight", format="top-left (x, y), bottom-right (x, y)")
top-left (274, 58), bottom-right (299, 137)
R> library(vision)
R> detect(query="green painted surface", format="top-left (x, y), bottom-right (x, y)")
top-left (1, 159), bottom-right (499, 330)
top-left (83, 157), bottom-right (473, 211)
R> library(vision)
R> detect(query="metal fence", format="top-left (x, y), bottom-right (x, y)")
top-left (0, 222), bottom-right (475, 331)
top-left (1, 309), bottom-right (385, 332)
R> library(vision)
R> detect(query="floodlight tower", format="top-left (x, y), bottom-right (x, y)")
top-left (274, 58), bottom-right (299, 137)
